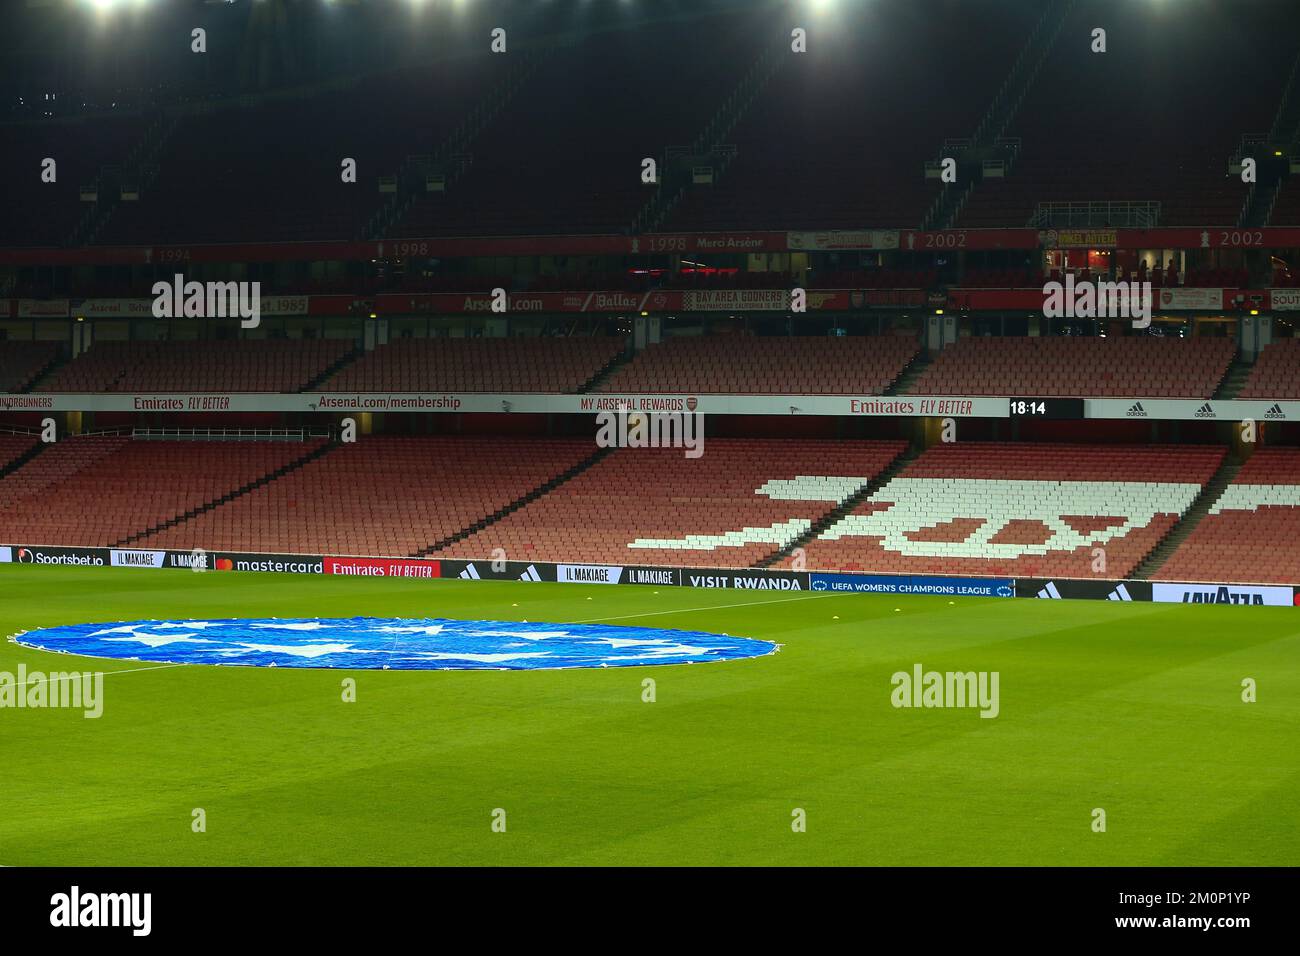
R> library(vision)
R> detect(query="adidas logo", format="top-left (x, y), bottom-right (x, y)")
top-left (458, 563), bottom-right (481, 580)
top-left (1265, 403), bottom-right (1285, 420)
top-left (1107, 584), bottom-right (1133, 601)
top-left (1036, 582), bottom-right (1063, 599)
top-left (519, 565), bottom-right (541, 582)
top-left (1125, 401), bottom-right (1147, 417)
top-left (1194, 402), bottom-right (1216, 419)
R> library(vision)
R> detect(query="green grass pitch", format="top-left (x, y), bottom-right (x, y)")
top-left (1, 564), bottom-right (1297, 866)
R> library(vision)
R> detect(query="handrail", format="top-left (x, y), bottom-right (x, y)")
top-left (130, 427), bottom-right (308, 442)
top-left (1029, 200), bottom-right (1161, 228)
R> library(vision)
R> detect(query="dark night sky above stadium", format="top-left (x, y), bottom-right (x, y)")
top-left (0, 0), bottom-right (787, 116)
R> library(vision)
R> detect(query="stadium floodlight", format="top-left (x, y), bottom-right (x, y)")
top-left (82, 0), bottom-right (152, 12)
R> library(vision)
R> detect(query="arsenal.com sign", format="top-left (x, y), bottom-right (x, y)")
top-left (1159, 288), bottom-right (1224, 310)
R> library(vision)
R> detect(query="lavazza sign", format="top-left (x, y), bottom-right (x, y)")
top-left (1151, 583), bottom-right (1295, 606)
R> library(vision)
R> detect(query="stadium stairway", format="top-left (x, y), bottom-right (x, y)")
top-left (23, 357), bottom-right (68, 392)
top-left (369, 46), bottom-right (552, 241)
top-left (922, 0), bottom-right (1074, 229)
top-left (903, 336), bottom-right (1235, 398)
top-left (759, 443), bottom-right (918, 568)
top-left (1151, 448), bottom-right (1300, 584)
top-left (23, 354), bottom-right (62, 392)
top-left (971, 0), bottom-right (1074, 148)
top-left (574, 345), bottom-right (632, 394)
top-left (416, 445), bottom-right (614, 558)
top-left (631, 28), bottom-right (789, 233)
top-left (0, 434), bottom-right (45, 480)
top-left (886, 350), bottom-right (932, 396)
top-left (0, 342), bottom-right (68, 393)
top-left (1213, 357), bottom-right (1253, 401)
top-left (300, 345), bottom-right (365, 392)
top-left (117, 439), bottom-right (338, 548)
top-left (1268, 49), bottom-right (1300, 147)
top-left (70, 112), bottom-right (179, 248)
top-left (922, 179), bottom-right (975, 233)
top-left (1247, 45), bottom-right (1300, 229)
top-left (1129, 459), bottom-right (1242, 580)
top-left (1242, 179), bottom-right (1283, 228)
top-left (1240, 339), bottom-right (1300, 399)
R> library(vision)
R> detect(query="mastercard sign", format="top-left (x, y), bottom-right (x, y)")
top-left (210, 553), bottom-right (324, 574)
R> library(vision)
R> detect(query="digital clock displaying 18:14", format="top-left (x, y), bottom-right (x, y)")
top-left (1009, 398), bottom-right (1084, 419)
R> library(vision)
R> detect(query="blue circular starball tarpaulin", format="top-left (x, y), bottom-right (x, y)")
top-left (12, 617), bottom-right (777, 670)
